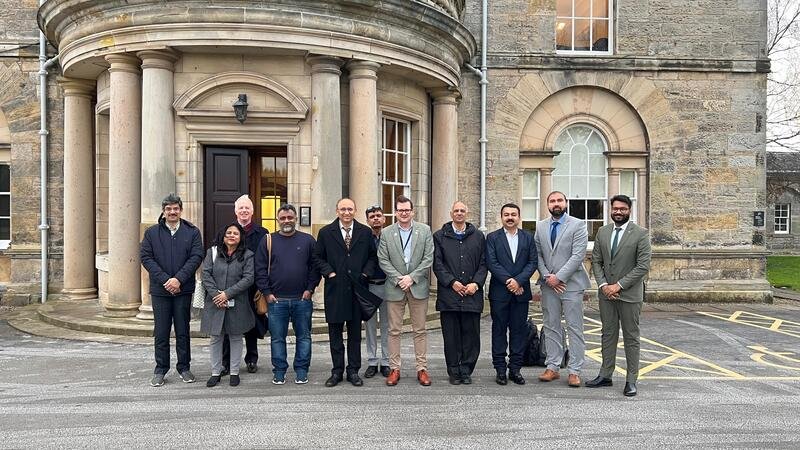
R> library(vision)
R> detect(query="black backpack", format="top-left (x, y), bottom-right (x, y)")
top-left (524, 318), bottom-right (569, 368)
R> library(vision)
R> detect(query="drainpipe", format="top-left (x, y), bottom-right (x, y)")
top-left (38, 0), bottom-right (59, 303)
top-left (465, 0), bottom-right (488, 231)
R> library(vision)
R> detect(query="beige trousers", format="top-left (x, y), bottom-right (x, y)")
top-left (387, 292), bottom-right (429, 371)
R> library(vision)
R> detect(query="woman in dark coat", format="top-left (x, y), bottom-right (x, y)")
top-left (201, 223), bottom-right (255, 387)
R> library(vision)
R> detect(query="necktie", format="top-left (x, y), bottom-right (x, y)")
top-left (344, 227), bottom-right (352, 251)
top-left (550, 222), bottom-right (559, 247)
top-left (611, 227), bottom-right (621, 258)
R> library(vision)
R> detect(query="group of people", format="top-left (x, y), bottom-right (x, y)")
top-left (140, 190), bottom-right (650, 397)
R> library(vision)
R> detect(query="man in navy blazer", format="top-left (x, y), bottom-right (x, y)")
top-left (485, 203), bottom-right (537, 385)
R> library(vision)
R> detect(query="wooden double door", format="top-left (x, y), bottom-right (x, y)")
top-left (203, 146), bottom-right (287, 247)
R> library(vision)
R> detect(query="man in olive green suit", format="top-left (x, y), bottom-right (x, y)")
top-left (587, 194), bottom-right (651, 397)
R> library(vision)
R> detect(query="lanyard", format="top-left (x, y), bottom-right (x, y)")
top-left (399, 229), bottom-right (412, 252)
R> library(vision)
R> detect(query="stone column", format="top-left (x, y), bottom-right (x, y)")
top-left (59, 77), bottom-right (97, 300)
top-left (347, 60), bottom-right (381, 214)
top-left (137, 49), bottom-right (178, 320)
top-left (104, 53), bottom-right (142, 317)
top-left (308, 55), bottom-right (344, 232)
top-left (607, 168), bottom-right (621, 198)
top-left (540, 168), bottom-right (553, 219)
top-left (637, 169), bottom-right (647, 224)
top-left (430, 88), bottom-right (460, 230)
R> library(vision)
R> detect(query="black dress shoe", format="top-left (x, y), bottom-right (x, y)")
top-left (220, 367), bottom-right (230, 377)
top-left (461, 375), bottom-right (473, 385)
top-left (380, 366), bottom-right (391, 377)
top-left (585, 376), bottom-right (613, 388)
top-left (246, 362), bottom-right (258, 374)
top-left (623, 382), bottom-right (637, 397)
top-left (347, 373), bottom-right (364, 386)
top-left (449, 376), bottom-right (462, 385)
top-left (364, 366), bottom-right (378, 378)
top-left (325, 374), bottom-right (343, 387)
top-left (509, 372), bottom-right (526, 385)
top-left (495, 373), bottom-right (508, 385)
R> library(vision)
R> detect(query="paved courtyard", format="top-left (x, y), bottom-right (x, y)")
top-left (1, 301), bottom-right (799, 448)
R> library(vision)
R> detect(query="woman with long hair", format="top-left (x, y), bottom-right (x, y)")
top-left (201, 222), bottom-right (255, 387)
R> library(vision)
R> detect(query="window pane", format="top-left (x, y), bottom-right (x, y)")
top-left (553, 153), bottom-right (570, 174)
top-left (572, 175), bottom-right (588, 198)
top-left (552, 175), bottom-right (569, 192)
top-left (569, 200), bottom-right (586, 219)
top-left (575, 0), bottom-right (590, 17)
top-left (592, 19), bottom-right (609, 51)
top-left (589, 155), bottom-right (606, 175)
top-left (397, 151), bottom-right (406, 183)
top-left (522, 221), bottom-right (537, 233)
top-left (620, 171), bottom-right (636, 196)
top-left (0, 195), bottom-right (7, 216)
top-left (385, 151), bottom-right (396, 182)
top-left (568, 125), bottom-right (591, 144)
top-left (398, 122), bottom-right (407, 153)
top-left (589, 220), bottom-right (603, 241)
top-left (275, 157), bottom-right (287, 178)
top-left (574, 19), bottom-right (591, 51)
top-left (522, 199), bottom-right (538, 221)
top-left (0, 218), bottom-right (7, 239)
top-left (382, 186), bottom-right (393, 215)
top-left (384, 119), bottom-right (396, 150)
top-left (522, 170), bottom-right (539, 197)
top-left (556, 19), bottom-right (572, 50)
top-left (0, 165), bottom-right (8, 192)
top-left (572, 143), bottom-right (588, 175)
top-left (556, 0), bottom-right (572, 16)
top-left (587, 132), bottom-right (605, 153)
top-left (592, 0), bottom-right (609, 18)
top-left (587, 199), bottom-right (604, 220)
top-left (589, 175), bottom-right (605, 195)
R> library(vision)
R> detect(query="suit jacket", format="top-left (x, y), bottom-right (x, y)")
top-left (591, 222), bottom-right (651, 303)
top-left (534, 214), bottom-right (591, 291)
top-left (377, 221), bottom-right (434, 301)
top-left (485, 227), bottom-right (537, 303)
top-left (312, 218), bottom-right (378, 323)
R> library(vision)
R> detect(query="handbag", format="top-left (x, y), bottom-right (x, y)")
top-left (191, 246), bottom-right (218, 309)
top-left (253, 234), bottom-right (271, 316)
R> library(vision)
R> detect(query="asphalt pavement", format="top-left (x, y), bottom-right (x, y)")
top-left (1, 301), bottom-right (799, 449)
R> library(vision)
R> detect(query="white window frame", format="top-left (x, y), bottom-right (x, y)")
top-left (555, 0), bottom-right (614, 56)
top-left (381, 116), bottom-right (411, 225)
top-left (521, 169), bottom-right (540, 231)
top-left (0, 162), bottom-right (9, 249)
top-left (774, 203), bottom-right (790, 234)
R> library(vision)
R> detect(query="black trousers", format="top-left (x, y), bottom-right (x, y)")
top-left (440, 311), bottom-right (481, 378)
top-left (222, 328), bottom-right (260, 369)
top-left (328, 320), bottom-right (361, 376)
top-left (490, 300), bottom-right (529, 373)
top-left (152, 294), bottom-right (192, 375)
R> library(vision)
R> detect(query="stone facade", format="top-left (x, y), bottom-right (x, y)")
top-left (766, 151), bottom-right (800, 253)
top-left (0, 0), bottom-right (773, 307)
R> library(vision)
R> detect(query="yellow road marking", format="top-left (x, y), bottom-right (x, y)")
top-left (770, 320), bottom-right (784, 330)
top-left (698, 311), bottom-right (800, 339)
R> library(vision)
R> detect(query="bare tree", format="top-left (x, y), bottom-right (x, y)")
top-left (767, 0), bottom-right (800, 151)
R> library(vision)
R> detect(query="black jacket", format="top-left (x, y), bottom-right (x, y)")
top-left (432, 222), bottom-right (487, 313)
top-left (312, 219), bottom-right (378, 323)
top-left (140, 216), bottom-right (204, 297)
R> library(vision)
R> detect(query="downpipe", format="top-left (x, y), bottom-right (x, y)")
top-left (464, 0), bottom-right (488, 231)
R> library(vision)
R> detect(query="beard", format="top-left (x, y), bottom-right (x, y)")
top-left (281, 223), bottom-right (295, 233)
top-left (549, 206), bottom-right (564, 218)
top-left (612, 213), bottom-right (630, 225)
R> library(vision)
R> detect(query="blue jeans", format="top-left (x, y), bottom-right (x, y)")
top-left (268, 298), bottom-right (313, 379)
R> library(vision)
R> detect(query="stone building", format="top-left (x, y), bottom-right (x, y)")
top-left (0, 0), bottom-right (772, 312)
top-left (766, 151), bottom-right (800, 253)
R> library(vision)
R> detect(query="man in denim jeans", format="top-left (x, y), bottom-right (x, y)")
top-left (255, 204), bottom-right (321, 384)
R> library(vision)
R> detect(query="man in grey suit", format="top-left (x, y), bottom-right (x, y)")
top-left (534, 191), bottom-right (590, 387)
top-left (587, 194), bottom-right (651, 397)
top-left (378, 195), bottom-right (435, 386)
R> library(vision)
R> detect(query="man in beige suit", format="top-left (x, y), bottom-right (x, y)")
top-left (588, 194), bottom-right (651, 397)
top-left (378, 195), bottom-right (435, 386)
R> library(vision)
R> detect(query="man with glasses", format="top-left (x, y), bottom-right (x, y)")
top-left (313, 198), bottom-right (379, 387)
top-left (255, 204), bottom-right (320, 385)
top-left (363, 205), bottom-right (391, 379)
top-left (377, 195), bottom-right (435, 386)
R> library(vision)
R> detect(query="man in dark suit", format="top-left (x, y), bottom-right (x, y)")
top-left (485, 203), bottom-right (537, 385)
top-left (588, 194), bottom-right (651, 397)
top-left (313, 197), bottom-right (378, 387)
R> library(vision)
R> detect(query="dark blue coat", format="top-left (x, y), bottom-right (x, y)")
top-left (485, 227), bottom-right (537, 303)
top-left (140, 217), bottom-right (204, 297)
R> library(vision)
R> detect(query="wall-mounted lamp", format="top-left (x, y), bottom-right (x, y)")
top-left (300, 206), bottom-right (311, 227)
top-left (233, 94), bottom-right (248, 124)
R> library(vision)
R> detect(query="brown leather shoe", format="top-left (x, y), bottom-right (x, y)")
top-left (538, 369), bottom-right (560, 382)
top-left (386, 369), bottom-right (400, 386)
top-left (417, 370), bottom-right (432, 386)
top-left (568, 374), bottom-right (581, 387)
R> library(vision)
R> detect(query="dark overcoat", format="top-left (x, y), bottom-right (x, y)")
top-left (200, 248), bottom-right (255, 336)
top-left (433, 222), bottom-right (488, 313)
top-left (313, 218), bottom-right (378, 323)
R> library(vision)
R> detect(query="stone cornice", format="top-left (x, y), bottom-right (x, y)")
top-left (651, 248), bottom-right (770, 259)
top-left (486, 54), bottom-right (771, 74)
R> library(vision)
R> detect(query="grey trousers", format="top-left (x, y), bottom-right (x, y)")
top-left (541, 287), bottom-right (585, 375)
top-left (365, 283), bottom-right (389, 367)
top-left (210, 333), bottom-right (243, 376)
top-left (598, 298), bottom-right (642, 382)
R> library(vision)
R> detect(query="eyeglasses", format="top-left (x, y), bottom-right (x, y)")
top-left (365, 205), bottom-right (382, 214)
top-left (395, 209), bottom-right (412, 214)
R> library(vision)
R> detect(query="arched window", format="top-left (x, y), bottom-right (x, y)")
top-left (551, 124), bottom-right (607, 240)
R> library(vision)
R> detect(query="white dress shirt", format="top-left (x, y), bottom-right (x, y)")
top-left (504, 227), bottom-right (519, 263)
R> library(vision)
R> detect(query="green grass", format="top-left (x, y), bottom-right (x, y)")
top-left (767, 256), bottom-right (800, 290)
